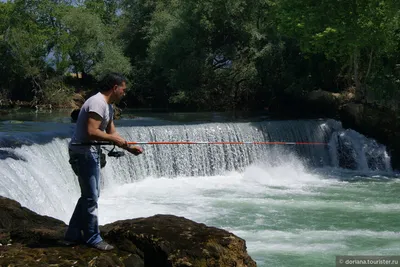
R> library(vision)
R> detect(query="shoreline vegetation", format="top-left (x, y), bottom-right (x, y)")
top-left (1, 1), bottom-right (399, 112)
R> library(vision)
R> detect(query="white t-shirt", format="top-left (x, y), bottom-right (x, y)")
top-left (69, 92), bottom-right (113, 153)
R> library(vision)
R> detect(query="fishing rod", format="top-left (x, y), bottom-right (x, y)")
top-left (71, 141), bottom-right (328, 146)
top-left (71, 141), bottom-right (328, 158)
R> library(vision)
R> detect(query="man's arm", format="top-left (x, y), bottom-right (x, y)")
top-left (105, 115), bottom-right (144, 155)
top-left (87, 112), bottom-right (126, 147)
top-left (106, 118), bottom-right (120, 136)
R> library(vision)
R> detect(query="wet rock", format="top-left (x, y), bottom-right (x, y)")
top-left (340, 103), bottom-right (400, 170)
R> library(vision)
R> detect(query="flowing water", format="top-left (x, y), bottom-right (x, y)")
top-left (0, 110), bottom-right (399, 267)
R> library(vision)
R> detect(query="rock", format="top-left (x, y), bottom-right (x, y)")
top-left (0, 197), bottom-right (257, 267)
top-left (34, 104), bottom-right (52, 111)
top-left (0, 109), bottom-right (10, 115)
top-left (270, 89), bottom-right (347, 117)
top-left (102, 216), bottom-right (256, 267)
top-left (340, 103), bottom-right (364, 126)
top-left (0, 197), bottom-right (66, 246)
top-left (71, 93), bottom-right (86, 109)
top-left (340, 103), bottom-right (400, 170)
top-left (113, 104), bottom-right (122, 120)
top-left (303, 89), bottom-right (342, 117)
top-left (307, 89), bottom-right (341, 104)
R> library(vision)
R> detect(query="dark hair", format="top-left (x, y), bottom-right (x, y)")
top-left (70, 109), bottom-right (80, 122)
top-left (99, 72), bottom-right (127, 92)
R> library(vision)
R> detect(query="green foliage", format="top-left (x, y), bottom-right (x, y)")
top-left (59, 6), bottom-right (131, 79)
top-left (0, 0), bottom-right (399, 110)
top-left (276, 0), bottom-right (400, 100)
top-left (136, 0), bottom-right (259, 110)
top-left (60, 7), bottom-right (106, 74)
top-left (42, 77), bottom-right (75, 107)
top-left (91, 43), bottom-right (132, 79)
top-left (6, 28), bottom-right (47, 79)
top-left (0, 2), bottom-right (13, 92)
top-left (0, 0), bottom-right (59, 99)
top-left (85, 0), bottom-right (121, 25)
top-left (0, 2), bottom-right (12, 35)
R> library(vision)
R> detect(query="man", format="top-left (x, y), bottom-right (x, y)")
top-left (65, 73), bottom-right (143, 250)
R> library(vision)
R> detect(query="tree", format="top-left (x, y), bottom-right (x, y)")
top-left (138, 0), bottom-right (258, 110)
top-left (1, 0), bottom-right (60, 100)
top-left (59, 6), bottom-right (131, 80)
top-left (0, 2), bottom-right (12, 99)
top-left (276, 0), bottom-right (400, 100)
top-left (84, 0), bottom-right (121, 26)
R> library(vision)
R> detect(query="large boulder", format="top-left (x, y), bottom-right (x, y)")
top-left (71, 93), bottom-right (86, 109)
top-left (0, 197), bottom-right (257, 267)
top-left (304, 89), bottom-right (342, 116)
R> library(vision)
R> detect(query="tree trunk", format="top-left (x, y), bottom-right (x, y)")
top-left (365, 49), bottom-right (374, 82)
top-left (353, 48), bottom-right (364, 101)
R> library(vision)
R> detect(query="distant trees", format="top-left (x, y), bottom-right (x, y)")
top-left (0, 0), bottom-right (399, 110)
top-left (0, 0), bottom-right (130, 106)
top-left (276, 0), bottom-right (400, 102)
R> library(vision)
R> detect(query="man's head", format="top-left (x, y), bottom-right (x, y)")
top-left (99, 72), bottom-right (127, 103)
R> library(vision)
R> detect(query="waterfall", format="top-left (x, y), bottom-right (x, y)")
top-left (103, 119), bottom-right (339, 184)
top-left (0, 118), bottom-right (393, 221)
top-left (0, 138), bottom-right (78, 222)
top-left (328, 129), bottom-right (392, 172)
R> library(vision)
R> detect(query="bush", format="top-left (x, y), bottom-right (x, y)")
top-left (41, 77), bottom-right (75, 107)
top-left (0, 88), bottom-right (10, 106)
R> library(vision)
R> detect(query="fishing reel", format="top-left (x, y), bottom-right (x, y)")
top-left (107, 145), bottom-right (125, 158)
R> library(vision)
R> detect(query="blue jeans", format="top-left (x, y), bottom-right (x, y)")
top-left (65, 150), bottom-right (103, 245)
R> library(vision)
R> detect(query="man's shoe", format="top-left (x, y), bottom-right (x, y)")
top-left (92, 240), bottom-right (114, 251)
top-left (61, 238), bottom-right (82, 246)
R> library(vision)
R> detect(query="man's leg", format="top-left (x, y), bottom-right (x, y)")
top-left (65, 153), bottom-right (84, 242)
top-left (78, 151), bottom-right (102, 245)
top-left (64, 199), bottom-right (84, 242)
top-left (80, 151), bottom-right (114, 250)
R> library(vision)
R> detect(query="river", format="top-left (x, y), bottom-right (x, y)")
top-left (0, 109), bottom-right (399, 266)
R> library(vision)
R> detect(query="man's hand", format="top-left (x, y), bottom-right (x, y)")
top-left (127, 145), bottom-right (143, 156)
top-left (112, 135), bottom-right (127, 148)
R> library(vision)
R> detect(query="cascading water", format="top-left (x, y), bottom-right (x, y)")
top-left (0, 117), bottom-right (398, 267)
top-left (328, 129), bottom-right (392, 172)
top-left (0, 118), bottom-right (392, 218)
top-left (100, 119), bottom-right (392, 185)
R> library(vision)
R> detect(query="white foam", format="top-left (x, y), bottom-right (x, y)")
top-left (99, 160), bottom-right (336, 224)
top-left (0, 139), bottom-right (79, 222)
top-left (1, 136), bottom-right (398, 267)
top-left (232, 229), bottom-right (400, 254)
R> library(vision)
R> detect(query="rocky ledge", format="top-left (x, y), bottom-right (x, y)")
top-left (0, 197), bottom-right (256, 267)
